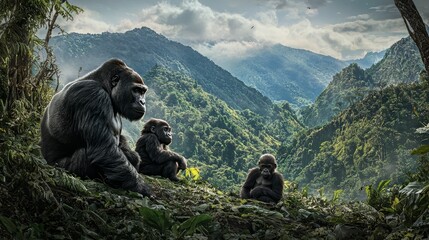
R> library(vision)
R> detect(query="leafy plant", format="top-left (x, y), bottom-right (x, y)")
top-left (139, 207), bottom-right (173, 235)
top-left (331, 189), bottom-right (344, 204)
top-left (397, 181), bottom-right (429, 226)
top-left (139, 207), bottom-right (212, 238)
top-left (184, 167), bottom-right (201, 181)
top-left (365, 179), bottom-right (392, 210)
top-left (172, 214), bottom-right (212, 238)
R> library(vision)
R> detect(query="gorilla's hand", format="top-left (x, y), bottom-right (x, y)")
top-left (250, 186), bottom-right (269, 198)
top-left (135, 179), bottom-right (153, 198)
top-left (177, 156), bottom-right (187, 170)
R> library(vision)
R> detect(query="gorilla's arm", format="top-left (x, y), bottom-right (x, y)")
top-left (76, 86), bottom-right (150, 196)
top-left (136, 134), bottom-right (185, 165)
top-left (119, 135), bottom-right (141, 169)
top-left (250, 173), bottom-right (284, 203)
top-left (240, 168), bottom-right (260, 199)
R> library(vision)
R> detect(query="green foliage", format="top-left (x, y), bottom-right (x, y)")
top-left (397, 182), bottom-right (429, 226)
top-left (139, 207), bottom-right (173, 234)
top-left (302, 63), bottom-right (375, 127)
top-left (172, 214), bottom-right (212, 238)
top-left (302, 37), bottom-right (424, 127)
top-left (184, 167), bottom-right (202, 181)
top-left (365, 179), bottom-right (391, 210)
top-left (411, 145), bottom-right (429, 155)
top-left (0, 0), bottom-right (82, 111)
top-left (331, 189), bottom-right (344, 204)
top-left (281, 81), bottom-right (429, 198)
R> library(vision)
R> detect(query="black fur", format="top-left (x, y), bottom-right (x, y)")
top-left (240, 154), bottom-right (284, 203)
top-left (135, 118), bottom-right (187, 181)
top-left (40, 59), bottom-right (151, 197)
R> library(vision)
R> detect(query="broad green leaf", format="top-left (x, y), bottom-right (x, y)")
top-left (0, 216), bottom-right (16, 234)
top-left (411, 145), bottom-right (429, 155)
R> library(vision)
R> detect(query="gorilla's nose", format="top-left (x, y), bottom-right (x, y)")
top-left (139, 99), bottom-right (146, 106)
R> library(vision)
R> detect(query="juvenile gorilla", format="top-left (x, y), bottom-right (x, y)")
top-left (240, 154), bottom-right (284, 203)
top-left (135, 118), bottom-right (187, 181)
top-left (40, 59), bottom-right (151, 197)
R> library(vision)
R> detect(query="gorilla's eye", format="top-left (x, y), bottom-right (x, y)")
top-left (260, 164), bottom-right (271, 169)
top-left (111, 75), bottom-right (120, 86)
top-left (133, 87), bottom-right (144, 95)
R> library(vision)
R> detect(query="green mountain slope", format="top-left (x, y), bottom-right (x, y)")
top-left (125, 66), bottom-right (303, 191)
top-left (51, 27), bottom-right (272, 114)
top-left (279, 81), bottom-right (429, 198)
top-left (367, 37), bottom-right (424, 85)
top-left (220, 44), bottom-right (347, 106)
top-left (302, 64), bottom-right (375, 127)
top-left (302, 36), bottom-right (424, 127)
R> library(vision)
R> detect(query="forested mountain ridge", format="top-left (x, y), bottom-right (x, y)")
top-left (126, 66), bottom-right (303, 190)
top-left (301, 64), bottom-right (375, 127)
top-left (301, 36), bottom-right (424, 127)
top-left (346, 50), bottom-right (386, 69)
top-left (279, 79), bottom-right (429, 198)
top-left (51, 27), bottom-right (272, 114)
top-left (368, 36), bottom-right (425, 85)
top-left (219, 44), bottom-right (347, 106)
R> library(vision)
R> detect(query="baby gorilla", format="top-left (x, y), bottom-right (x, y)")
top-left (240, 154), bottom-right (284, 203)
top-left (135, 118), bottom-right (187, 181)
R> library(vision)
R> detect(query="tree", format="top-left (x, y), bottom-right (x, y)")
top-left (394, 0), bottom-right (429, 73)
top-left (0, 0), bottom-right (82, 112)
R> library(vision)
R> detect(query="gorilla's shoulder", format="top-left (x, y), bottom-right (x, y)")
top-left (63, 80), bottom-right (108, 98)
top-left (136, 133), bottom-right (158, 144)
top-left (58, 80), bottom-right (111, 110)
top-left (248, 167), bottom-right (260, 174)
top-left (273, 172), bottom-right (284, 180)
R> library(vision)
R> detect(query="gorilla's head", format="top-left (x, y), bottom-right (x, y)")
top-left (258, 154), bottom-right (277, 179)
top-left (142, 118), bottom-right (173, 145)
top-left (87, 59), bottom-right (148, 121)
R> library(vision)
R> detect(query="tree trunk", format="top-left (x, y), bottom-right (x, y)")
top-left (394, 0), bottom-right (429, 73)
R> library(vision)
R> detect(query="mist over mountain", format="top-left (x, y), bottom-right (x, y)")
top-left (216, 44), bottom-right (348, 106)
top-left (346, 50), bottom-right (387, 69)
top-left (50, 27), bottom-right (272, 115)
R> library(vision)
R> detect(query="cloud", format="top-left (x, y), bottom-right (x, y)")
top-left (59, 0), bottom-right (409, 60)
top-left (193, 41), bottom-right (264, 64)
top-left (133, 0), bottom-right (256, 42)
top-left (369, 4), bottom-right (396, 13)
top-left (57, 9), bottom-right (115, 34)
top-left (258, 0), bottom-right (329, 10)
top-left (333, 18), bottom-right (405, 33)
top-left (347, 14), bottom-right (370, 21)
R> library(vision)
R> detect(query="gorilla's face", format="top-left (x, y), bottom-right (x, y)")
top-left (152, 122), bottom-right (172, 145)
top-left (258, 156), bottom-right (277, 179)
top-left (112, 68), bottom-right (148, 121)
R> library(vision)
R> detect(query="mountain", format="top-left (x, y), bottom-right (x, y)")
top-left (124, 66), bottom-right (303, 190)
top-left (346, 50), bottom-right (386, 69)
top-left (217, 44), bottom-right (347, 106)
top-left (301, 64), bottom-right (375, 127)
top-left (50, 27), bottom-right (272, 114)
top-left (301, 36), bottom-right (424, 127)
top-left (279, 80), bottom-right (429, 198)
top-left (367, 36), bottom-right (424, 85)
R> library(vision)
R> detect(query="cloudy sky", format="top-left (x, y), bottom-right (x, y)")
top-left (61, 0), bottom-right (428, 61)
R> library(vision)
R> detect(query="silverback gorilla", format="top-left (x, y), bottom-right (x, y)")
top-left (240, 154), bottom-right (284, 203)
top-left (135, 118), bottom-right (187, 181)
top-left (40, 59), bottom-right (151, 197)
